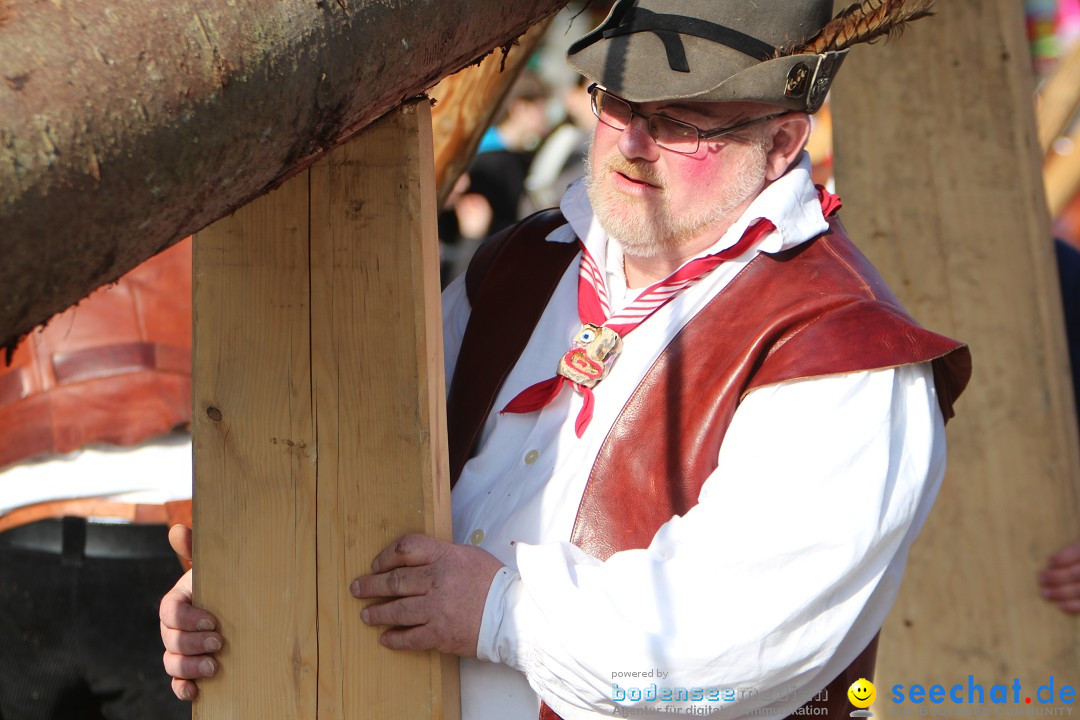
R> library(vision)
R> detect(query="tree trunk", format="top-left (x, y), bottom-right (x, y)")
top-left (0, 0), bottom-right (567, 352)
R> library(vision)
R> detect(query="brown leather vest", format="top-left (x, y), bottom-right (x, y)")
top-left (447, 210), bottom-right (971, 720)
top-left (0, 238), bottom-right (193, 470)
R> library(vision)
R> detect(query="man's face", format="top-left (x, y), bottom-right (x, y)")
top-left (585, 98), bottom-right (774, 259)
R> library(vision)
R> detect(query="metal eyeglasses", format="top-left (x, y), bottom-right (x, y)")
top-left (588, 83), bottom-right (789, 155)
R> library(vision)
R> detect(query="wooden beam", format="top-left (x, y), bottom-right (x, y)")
top-left (193, 99), bottom-right (454, 719)
top-left (832, 0), bottom-right (1080, 698)
top-left (0, 0), bottom-right (567, 353)
top-left (191, 156), bottom-right (317, 720)
top-left (310, 100), bottom-right (455, 720)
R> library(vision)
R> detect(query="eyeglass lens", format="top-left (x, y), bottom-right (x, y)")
top-left (592, 88), bottom-right (701, 154)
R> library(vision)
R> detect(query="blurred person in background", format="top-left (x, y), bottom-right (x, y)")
top-left (441, 70), bottom-right (553, 281)
top-left (521, 76), bottom-right (596, 215)
top-left (0, 240), bottom-right (192, 720)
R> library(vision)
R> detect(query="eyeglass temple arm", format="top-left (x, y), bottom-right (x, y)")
top-left (698, 111), bottom-right (791, 140)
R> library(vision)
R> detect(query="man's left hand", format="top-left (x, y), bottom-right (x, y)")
top-left (351, 534), bottom-right (504, 657)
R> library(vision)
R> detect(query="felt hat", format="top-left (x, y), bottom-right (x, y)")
top-left (567, 0), bottom-right (847, 113)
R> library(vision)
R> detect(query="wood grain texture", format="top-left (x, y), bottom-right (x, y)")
top-left (193, 101), bottom-right (453, 718)
top-left (832, 0), bottom-right (1080, 696)
top-left (309, 100), bottom-right (455, 720)
top-left (192, 167), bottom-right (318, 719)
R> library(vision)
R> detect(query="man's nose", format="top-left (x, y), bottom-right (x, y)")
top-left (617, 115), bottom-right (661, 162)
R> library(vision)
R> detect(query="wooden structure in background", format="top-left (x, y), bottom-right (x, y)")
top-left (192, 100), bottom-right (456, 719)
top-left (430, 19), bottom-right (551, 207)
top-left (1042, 38), bottom-right (1080, 222)
top-left (1045, 127), bottom-right (1080, 218)
top-left (833, 0), bottom-right (1080, 697)
top-left (1038, 40), bottom-right (1080, 155)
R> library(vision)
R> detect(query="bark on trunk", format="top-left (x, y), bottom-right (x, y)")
top-left (0, 0), bottom-right (567, 352)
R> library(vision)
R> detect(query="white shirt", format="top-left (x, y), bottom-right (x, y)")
top-left (0, 431), bottom-right (192, 516)
top-left (444, 155), bottom-right (946, 720)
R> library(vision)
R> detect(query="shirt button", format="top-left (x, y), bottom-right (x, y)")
top-left (524, 449), bottom-right (540, 465)
top-left (470, 529), bottom-right (485, 545)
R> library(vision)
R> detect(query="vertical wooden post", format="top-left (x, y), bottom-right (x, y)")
top-left (193, 99), bottom-right (456, 720)
top-left (192, 165), bottom-right (318, 719)
top-left (310, 101), bottom-right (456, 720)
top-left (832, 0), bottom-right (1080, 694)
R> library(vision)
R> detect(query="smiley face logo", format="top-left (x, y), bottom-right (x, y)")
top-left (848, 678), bottom-right (876, 711)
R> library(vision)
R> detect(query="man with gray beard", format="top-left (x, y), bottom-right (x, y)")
top-left (160, 2), bottom-right (970, 719)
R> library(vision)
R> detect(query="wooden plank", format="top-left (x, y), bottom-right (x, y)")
top-left (832, 0), bottom-right (1080, 699)
top-left (193, 99), bottom-right (453, 719)
top-left (310, 100), bottom-right (456, 720)
top-left (192, 168), bottom-right (318, 718)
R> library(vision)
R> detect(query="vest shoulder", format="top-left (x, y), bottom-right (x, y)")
top-left (764, 220), bottom-right (904, 307)
top-left (741, 222), bottom-right (970, 395)
top-left (465, 209), bottom-right (574, 304)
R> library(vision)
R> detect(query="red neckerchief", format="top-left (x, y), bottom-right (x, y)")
top-left (501, 186), bottom-right (842, 437)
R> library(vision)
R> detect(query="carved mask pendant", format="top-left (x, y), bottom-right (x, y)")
top-left (556, 323), bottom-right (623, 388)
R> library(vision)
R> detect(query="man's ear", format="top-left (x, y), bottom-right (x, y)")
top-left (764, 113), bottom-right (812, 182)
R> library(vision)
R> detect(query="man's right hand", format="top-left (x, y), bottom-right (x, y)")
top-left (159, 524), bottom-right (223, 701)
